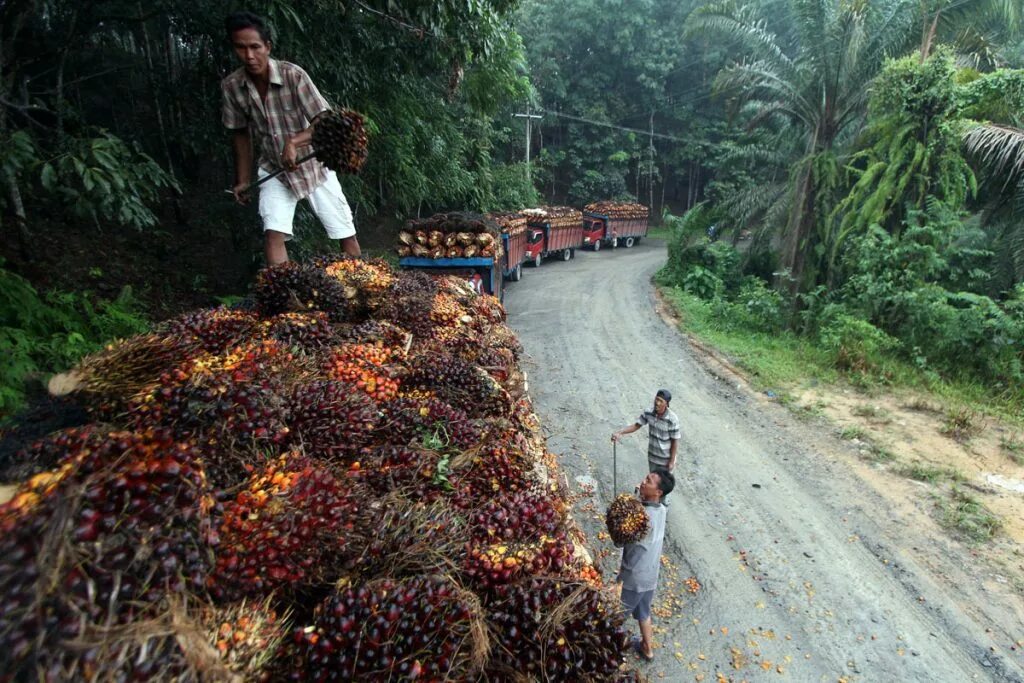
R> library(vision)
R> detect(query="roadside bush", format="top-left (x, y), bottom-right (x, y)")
top-left (660, 205), bottom-right (714, 286)
top-left (735, 277), bottom-right (787, 332)
top-left (817, 307), bottom-right (900, 379)
top-left (0, 267), bottom-right (149, 414)
top-left (890, 287), bottom-right (1023, 384)
top-left (682, 266), bottom-right (723, 300)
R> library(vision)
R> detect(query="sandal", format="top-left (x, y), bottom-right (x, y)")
top-left (631, 637), bottom-right (654, 661)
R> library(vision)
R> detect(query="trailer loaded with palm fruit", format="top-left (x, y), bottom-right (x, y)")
top-left (0, 257), bottom-right (643, 681)
top-left (583, 201), bottom-right (649, 250)
top-left (522, 206), bottom-right (584, 266)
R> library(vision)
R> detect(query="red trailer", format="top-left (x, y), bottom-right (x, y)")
top-left (490, 212), bottom-right (529, 282)
top-left (522, 207), bottom-right (584, 266)
top-left (582, 202), bottom-right (650, 250)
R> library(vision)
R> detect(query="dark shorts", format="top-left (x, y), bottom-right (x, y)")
top-left (621, 588), bottom-right (655, 621)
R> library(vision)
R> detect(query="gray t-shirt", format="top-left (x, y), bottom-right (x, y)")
top-left (617, 500), bottom-right (668, 592)
top-left (636, 408), bottom-right (681, 468)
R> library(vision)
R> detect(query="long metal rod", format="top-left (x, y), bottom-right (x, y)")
top-left (224, 151), bottom-right (317, 195)
top-left (613, 440), bottom-right (617, 496)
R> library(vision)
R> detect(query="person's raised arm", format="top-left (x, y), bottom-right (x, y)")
top-left (668, 437), bottom-right (678, 471)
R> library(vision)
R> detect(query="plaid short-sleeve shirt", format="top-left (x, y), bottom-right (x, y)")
top-left (636, 408), bottom-right (681, 468)
top-left (222, 59), bottom-right (330, 200)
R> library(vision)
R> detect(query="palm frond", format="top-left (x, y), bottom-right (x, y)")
top-left (963, 123), bottom-right (1024, 190)
top-left (687, 0), bottom-right (796, 72)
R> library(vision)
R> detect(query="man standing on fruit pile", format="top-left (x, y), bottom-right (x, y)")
top-left (612, 389), bottom-right (681, 472)
top-left (617, 468), bottom-right (674, 661)
top-left (222, 11), bottom-right (361, 265)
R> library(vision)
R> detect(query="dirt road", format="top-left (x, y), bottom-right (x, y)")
top-left (504, 240), bottom-right (1024, 682)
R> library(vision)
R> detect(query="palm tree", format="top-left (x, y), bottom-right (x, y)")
top-left (964, 123), bottom-right (1024, 287)
top-left (918, 0), bottom-right (1020, 61)
top-left (688, 0), bottom-right (918, 290)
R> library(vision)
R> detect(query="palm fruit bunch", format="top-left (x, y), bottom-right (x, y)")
top-left (206, 600), bottom-right (288, 678)
top-left (127, 341), bottom-right (292, 447)
top-left (449, 439), bottom-right (535, 499)
top-left (339, 318), bottom-right (411, 352)
top-left (0, 429), bottom-right (215, 678)
top-left (404, 350), bottom-right (509, 418)
top-left (261, 311), bottom-right (339, 351)
top-left (322, 257), bottom-right (396, 316)
top-left (356, 444), bottom-right (441, 500)
top-left (66, 333), bottom-right (200, 414)
top-left (605, 493), bottom-right (651, 545)
top-left (254, 261), bottom-right (352, 322)
top-left (462, 533), bottom-right (575, 590)
top-left (378, 395), bottom-right (481, 451)
top-left (210, 453), bottom-right (358, 600)
top-left (324, 343), bottom-right (401, 402)
top-left (377, 270), bottom-right (438, 338)
top-left (350, 499), bottom-right (470, 578)
top-left (309, 108), bottom-right (369, 175)
top-left (484, 579), bottom-right (627, 681)
top-left (286, 380), bottom-right (379, 462)
top-left (159, 306), bottom-right (260, 354)
top-left (585, 200), bottom-right (649, 220)
top-left (466, 488), bottom-right (566, 543)
top-left (283, 575), bottom-right (483, 681)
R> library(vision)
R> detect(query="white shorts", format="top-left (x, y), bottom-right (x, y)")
top-left (258, 169), bottom-right (356, 241)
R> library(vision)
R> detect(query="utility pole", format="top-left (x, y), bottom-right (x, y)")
top-left (512, 104), bottom-right (543, 183)
top-left (649, 110), bottom-right (655, 221)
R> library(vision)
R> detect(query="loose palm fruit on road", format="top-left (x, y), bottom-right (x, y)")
top-left (606, 494), bottom-right (651, 545)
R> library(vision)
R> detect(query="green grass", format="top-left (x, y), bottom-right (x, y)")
top-left (852, 404), bottom-right (891, 422)
top-left (840, 425), bottom-right (867, 440)
top-left (660, 286), bottom-right (838, 390)
top-left (865, 444), bottom-right (897, 463)
top-left (894, 462), bottom-right (964, 484)
top-left (645, 226), bottom-right (672, 241)
top-left (1000, 434), bottom-right (1024, 465)
top-left (658, 285), bottom-right (1024, 430)
top-left (938, 487), bottom-right (1002, 543)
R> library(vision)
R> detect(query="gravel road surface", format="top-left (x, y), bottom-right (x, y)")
top-left (504, 240), bottom-right (1024, 683)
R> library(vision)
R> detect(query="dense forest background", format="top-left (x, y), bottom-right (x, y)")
top-left (2, 0), bottom-right (1024, 411)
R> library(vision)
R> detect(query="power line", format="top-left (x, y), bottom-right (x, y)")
top-left (541, 110), bottom-right (689, 142)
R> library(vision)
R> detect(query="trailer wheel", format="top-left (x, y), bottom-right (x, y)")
top-left (611, 237), bottom-right (619, 249)
top-left (509, 263), bottom-right (522, 282)
top-left (624, 236), bottom-right (635, 248)
top-left (593, 240), bottom-right (601, 252)
top-left (533, 253), bottom-right (542, 268)
top-left (562, 248), bottom-right (572, 261)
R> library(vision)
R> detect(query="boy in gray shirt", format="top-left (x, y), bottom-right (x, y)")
top-left (616, 467), bottom-right (675, 661)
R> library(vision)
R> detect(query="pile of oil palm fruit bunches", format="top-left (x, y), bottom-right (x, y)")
top-left (396, 212), bottom-right (504, 259)
top-left (0, 257), bottom-right (641, 682)
top-left (522, 206), bottom-right (583, 229)
top-left (583, 202), bottom-right (649, 220)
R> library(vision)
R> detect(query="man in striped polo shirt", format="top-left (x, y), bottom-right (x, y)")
top-left (612, 389), bottom-right (681, 472)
